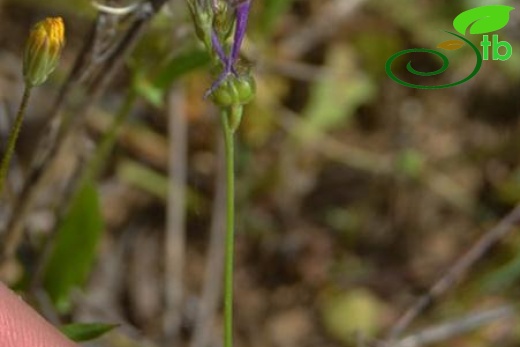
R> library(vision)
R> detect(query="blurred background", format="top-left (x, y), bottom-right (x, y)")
top-left (1, 0), bottom-right (520, 346)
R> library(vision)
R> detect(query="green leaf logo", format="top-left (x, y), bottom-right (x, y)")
top-left (453, 5), bottom-right (514, 35)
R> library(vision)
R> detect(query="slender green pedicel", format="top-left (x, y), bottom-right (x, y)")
top-left (0, 17), bottom-right (65, 195)
top-left (187, 2), bottom-right (255, 347)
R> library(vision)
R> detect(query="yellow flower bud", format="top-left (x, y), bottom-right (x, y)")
top-left (23, 17), bottom-right (65, 87)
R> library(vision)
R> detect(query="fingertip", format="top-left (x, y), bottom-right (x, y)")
top-left (0, 282), bottom-right (78, 347)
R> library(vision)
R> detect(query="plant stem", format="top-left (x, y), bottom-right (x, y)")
top-left (221, 108), bottom-right (235, 347)
top-left (0, 86), bottom-right (32, 196)
top-left (82, 91), bottom-right (137, 183)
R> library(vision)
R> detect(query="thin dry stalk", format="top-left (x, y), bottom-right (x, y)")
top-left (163, 84), bottom-right (187, 341)
top-left (279, 0), bottom-right (366, 58)
top-left (191, 134), bottom-right (226, 347)
top-left (382, 306), bottom-right (515, 347)
top-left (387, 204), bottom-right (520, 340)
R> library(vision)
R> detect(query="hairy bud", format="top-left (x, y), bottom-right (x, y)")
top-left (23, 17), bottom-right (65, 87)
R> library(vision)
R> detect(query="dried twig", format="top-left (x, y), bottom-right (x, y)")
top-left (381, 306), bottom-right (515, 347)
top-left (387, 204), bottom-right (520, 340)
top-left (279, 0), bottom-right (366, 58)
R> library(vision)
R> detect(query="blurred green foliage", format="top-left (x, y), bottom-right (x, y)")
top-left (43, 181), bottom-right (103, 312)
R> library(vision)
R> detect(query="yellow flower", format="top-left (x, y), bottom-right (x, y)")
top-left (23, 17), bottom-right (65, 87)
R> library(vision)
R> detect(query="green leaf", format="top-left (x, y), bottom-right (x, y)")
top-left (117, 160), bottom-right (168, 200)
top-left (133, 48), bottom-right (210, 107)
top-left (453, 5), bottom-right (514, 35)
top-left (61, 322), bottom-right (118, 342)
top-left (43, 180), bottom-right (104, 311)
top-left (116, 159), bottom-right (206, 212)
top-left (152, 48), bottom-right (211, 91)
top-left (134, 72), bottom-right (164, 108)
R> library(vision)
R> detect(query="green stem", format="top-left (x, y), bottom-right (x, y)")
top-left (221, 107), bottom-right (235, 347)
top-left (0, 85), bottom-right (32, 195)
top-left (82, 91), bottom-right (137, 184)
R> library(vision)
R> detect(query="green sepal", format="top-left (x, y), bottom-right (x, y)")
top-left (229, 105), bottom-right (244, 132)
top-left (211, 74), bottom-right (256, 108)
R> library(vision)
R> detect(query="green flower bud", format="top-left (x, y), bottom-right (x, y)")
top-left (187, 0), bottom-right (213, 49)
top-left (213, 1), bottom-right (234, 40)
top-left (23, 17), bottom-right (65, 87)
top-left (233, 75), bottom-right (256, 104)
top-left (212, 83), bottom-right (234, 106)
top-left (211, 74), bottom-right (256, 108)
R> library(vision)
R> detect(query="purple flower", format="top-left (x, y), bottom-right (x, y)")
top-left (205, 0), bottom-right (251, 98)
